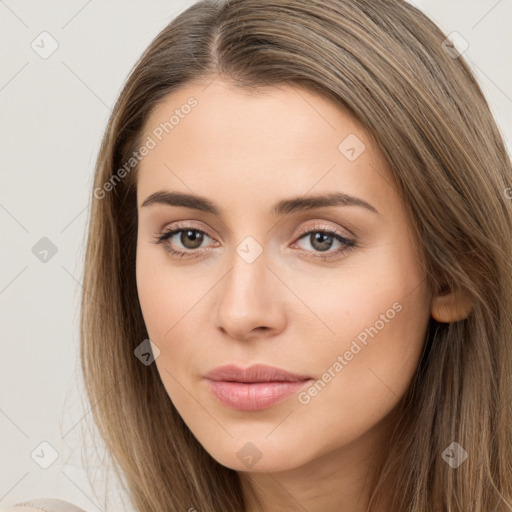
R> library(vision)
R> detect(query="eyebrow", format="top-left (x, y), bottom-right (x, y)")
top-left (140, 190), bottom-right (379, 215)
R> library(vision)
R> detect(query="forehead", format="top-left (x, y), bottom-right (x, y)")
top-left (140, 78), bottom-right (365, 159)
top-left (136, 79), bottom-right (396, 214)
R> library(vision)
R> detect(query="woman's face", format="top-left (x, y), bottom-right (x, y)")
top-left (135, 78), bottom-right (432, 474)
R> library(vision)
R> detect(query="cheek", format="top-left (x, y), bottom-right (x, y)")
top-left (135, 242), bottom-right (214, 387)
top-left (297, 235), bottom-right (430, 435)
top-left (136, 251), bottom-right (169, 340)
top-left (299, 286), bottom-right (430, 451)
top-left (332, 284), bottom-right (429, 392)
top-left (136, 240), bottom-right (199, 339)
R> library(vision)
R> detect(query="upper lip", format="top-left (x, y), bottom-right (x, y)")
top-left (204, 364), bottom-right (312, 383)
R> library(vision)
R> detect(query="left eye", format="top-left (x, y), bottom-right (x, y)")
top-left (294, 230), bottom-right (353, 254)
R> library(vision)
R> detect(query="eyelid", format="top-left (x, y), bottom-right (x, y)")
top-left (158, 220), bottom-right (218, 240)
top-left (293, 221), bottom-right (355, 242)
top-left (157, 220), bottom-right (353, 243)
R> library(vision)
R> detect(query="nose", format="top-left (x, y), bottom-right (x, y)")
top-left (214, 249), bottom-right (287, 341)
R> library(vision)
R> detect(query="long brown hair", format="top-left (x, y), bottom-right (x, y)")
top-left (80, 0), bottom-right (512, 510)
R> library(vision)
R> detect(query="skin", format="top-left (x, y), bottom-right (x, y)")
top-left (135, 78), bottom-right (467, 512)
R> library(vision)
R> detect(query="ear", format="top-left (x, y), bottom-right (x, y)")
top-left (431, 285), bottom-right (473, 323)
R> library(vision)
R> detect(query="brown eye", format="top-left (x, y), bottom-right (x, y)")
top-left (179, 229), bottom-right (204, 249)
top-left (307, 232), bottom-right (336, 252)
top-left (293, 225), bottom-right (356, 261)
top-left (153, 225), bottom-right (216, 259)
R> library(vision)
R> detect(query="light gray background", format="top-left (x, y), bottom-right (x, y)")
top-left (1, 1), bottom-right (511, 510)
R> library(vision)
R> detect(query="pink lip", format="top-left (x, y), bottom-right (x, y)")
top-left (203, 364), bottom-right (313, 411)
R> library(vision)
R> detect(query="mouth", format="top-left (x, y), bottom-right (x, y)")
top-left (204, 363), bottom-right (312, 383)
top-left (203, 363), bottom-right (313, 411)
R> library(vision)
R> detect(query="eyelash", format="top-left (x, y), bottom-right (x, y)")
top-left (152, 222), bottom-right (356, 261)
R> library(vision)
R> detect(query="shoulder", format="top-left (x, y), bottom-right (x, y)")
top-left (0, 499), bottom-right (86, 512)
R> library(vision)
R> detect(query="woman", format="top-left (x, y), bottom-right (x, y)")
top-left (9, 0), bottom-right (512, 510)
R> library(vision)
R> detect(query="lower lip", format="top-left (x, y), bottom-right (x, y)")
top-left (204, 378), bottom-right (312, 411)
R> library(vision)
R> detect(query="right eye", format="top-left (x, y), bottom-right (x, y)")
top-left (153, 226), bottom-right (218, 258)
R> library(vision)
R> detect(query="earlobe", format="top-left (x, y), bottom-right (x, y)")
top-left (431, 287), bottom-right (473, 323)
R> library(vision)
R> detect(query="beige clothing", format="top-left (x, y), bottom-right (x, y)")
top-left (0, 499), bottom-right (86, 512)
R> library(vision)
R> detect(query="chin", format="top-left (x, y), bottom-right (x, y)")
top-left (200, 436), bottom-right (313, 473)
